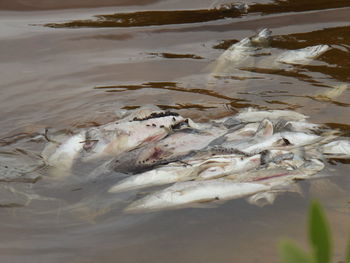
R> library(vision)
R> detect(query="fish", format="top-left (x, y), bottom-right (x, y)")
top-left (110, 125), bottom-right (227, 174)
top-left (125, 159), bottom-right (324, 212)
top-left (42, 132), bottom-right (85, 170)
top-left (219, 131), bottom-right (321, 155)
top-left (81, 111), bottom-right (186, 161)
top-left (109, 153), bottom-right (261, 193)
top-left (108, 163), bottom-right (200, 193)
top-left (235, 108), bottom-right (307, 122)
top-left (125, 179), bottom-right (271, 212)
top-left (209, 28), bottom-right (272, 77)
top-left (42, 110), bottom-right (187, 169)
top-left (276, 45), bottom-right (330, 65)
top-left (321, 140), bottom-right (350, 158)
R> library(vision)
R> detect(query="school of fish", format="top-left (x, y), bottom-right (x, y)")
top-left (39, 28), bottom-right (350, 212)
top-left (41, 106), bottom-right (350, 212)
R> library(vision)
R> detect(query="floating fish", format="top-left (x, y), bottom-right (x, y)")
top-left (126, 159), bottom-right (324, 212)
top-left (276, 45), bottom-right (330, 65)
top-left (109, 153), bottom-right (261, 193)
top-left (125, 179), bottom-right (271, 212)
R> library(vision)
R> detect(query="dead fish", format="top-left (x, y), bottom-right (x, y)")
top-left (111, 126), bottom-right (227, 174)
top-left (196, 154), bottom-right (261, 180)
top-left (220, 131), bottom-right (321, 155)
top-left (228, 159), bottom-right (325, 183)
top-left (235, 108), bottom-right (307, 122)
top-left (276, 45), bottom-right (330, 65)
top-left (42, 132), bottom-right (85, 170)
top-left (322, 140), bottom-right (350, 158)
top-left (80, 111), bottom-right (185, 161)
top-left (125, 179), bottom-right (271, 212)
top-left (209, 28), bottom-right (272, 77)
top-left (108, 163), bottom-right (200, 193)
top-left (109, 153), bottom-right (261, 193)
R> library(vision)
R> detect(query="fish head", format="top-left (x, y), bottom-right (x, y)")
top-left (80, 127), bottom-right (122, 161)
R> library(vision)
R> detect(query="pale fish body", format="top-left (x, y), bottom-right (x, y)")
top-left (42, 132), bottom-right (85, 170)
top-left (125, 179), bottom-right (271, 212)
top-left (276, 45), bottom-right (330, 65)
top-left (210, 28), bottom-right (271, 76)
top-left (111, 126), bottom-right (227, 173)
top-left (136, 127), bottom-right (226, 163)
top-left (287, 121), bottom-right (321, 132)
top-left (82, 114), bottom-right (185, 161)
top-left (228, 159), bottom-right (324, 183)
top-left (109, 154), bottom-right (260, 192)
top-left (197, 154), bottom-right (261, 179)
top-left (222, 131), bottom-right (320, 155)
top-left (108, 163), bottom-right (199, 193)
top-left (235, 108), bottom-right (307, 122)
top-left (322, 140), bottom-right (350, 158)
top-left (224, 123), bottom-right (259, 141)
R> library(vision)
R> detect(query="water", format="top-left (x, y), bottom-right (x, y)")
top-left (0, 1), bottom-right (350, 262)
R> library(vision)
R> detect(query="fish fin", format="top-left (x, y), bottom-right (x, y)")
top-left (246, 191), bottom-right (277, 207)
top-left (255, 119), bottom-right (274, 137)
top-left (312, 84), bottom-right (348, 102)
top-left (274, 119), bottom-right (293, 133)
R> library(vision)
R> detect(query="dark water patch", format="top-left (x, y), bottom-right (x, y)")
top-left (0, 132), bottom-right (41, 146)
top-left (94, 81), bottom-right (254, 108)
top-left (213, 40), bottom-right (239, 50)
top-left (157, 104), bottom-right (217, 110)
top-left (213, 75), bottom-right (265, 81)
top-left (45, 6), bottom-right (243, 28)
top-left (264, 100), bottom-right (301, 110)
top-left (239, 67), bottom-right (320, 85)
top-left (43, 0), bottom-right (350, 29)
top-left (147, 53), bottom-right (204, 60)
top-left (325, 123), bottom-right (350, 137)
top-left (71, 33), bottom-right (134, 41)
top-left (327, 158), bottom-right (350, 165)
top-left (249, 0), bottom-right (350, 15)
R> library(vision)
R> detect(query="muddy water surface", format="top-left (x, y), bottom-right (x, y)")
top-left (0, 1), bottom-right (350, 262)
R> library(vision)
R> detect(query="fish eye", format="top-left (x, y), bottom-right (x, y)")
top-left (80, 139), bottom-right (99, 152)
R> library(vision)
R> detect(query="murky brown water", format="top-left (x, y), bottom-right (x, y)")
top-left (0, 1), bottom-right (350, 262)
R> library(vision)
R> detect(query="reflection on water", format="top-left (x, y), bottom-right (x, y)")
top-left (0, 0), bottom-right (350, 262)
top-left (45, 6), bottom-right (243, 28)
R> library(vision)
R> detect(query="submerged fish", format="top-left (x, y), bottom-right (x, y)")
top-left (109, 153), bottom-right (261, 193)
top-left (235, 108), bottom-right (307, 122)
top-left (276, 45), bottom-right (330, 65)
top-left (41, 110), bottom-right (186, 170)
top-left (81, 111), bottom-right (185, 161)
top-left (322, 140), bottom-right (350, 158)
top-left (126, 179), bottom-right (271, 212)
top-left (125, 159), bottom-right (324, 212)
top-left (110, 124), bottom-right (227, 174)
top-left (209, 28), bottom-right (272, 78)
top-left (42, 132), bottom-right (85, 170)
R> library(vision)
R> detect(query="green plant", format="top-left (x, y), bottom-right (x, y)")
top-left (279, 201), bottom-right (350, 263)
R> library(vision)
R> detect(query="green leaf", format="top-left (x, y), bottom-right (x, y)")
top-left (345, 232), bottom-right (350, 263)
top-left (308, 201), bottom-right (331, 263)
top-left (279, 240), bottom-right (313, 263)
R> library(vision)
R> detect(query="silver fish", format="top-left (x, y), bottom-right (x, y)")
top-left (208, 28), bottom-right (271, 80)
top-left (235, 108), bottom-right (307, 122)
top-left (80, 112), bottom-right (186, 161)
top-left (322, 140), bottom-right (350, 158)
top-left (111, 125), bottom-right (227, 174)
top-left (125, 179), bottom-right (271, 212)
top-left (276, 45), bottom-right (330, 65)
top-left (125, 159), bottom-right (324, 212)
top-left (109, 154), bottom-right (261, 193)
